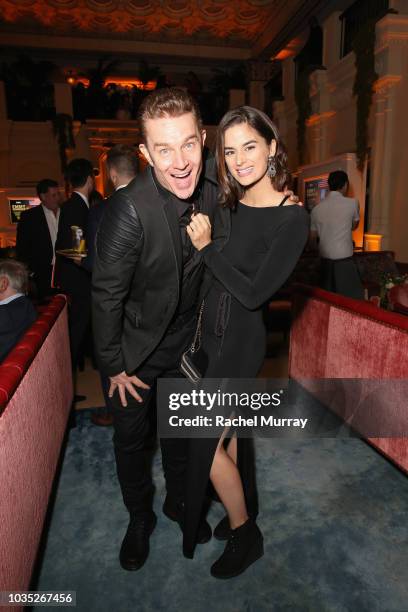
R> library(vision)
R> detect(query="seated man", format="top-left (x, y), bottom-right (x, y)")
top-left (0, 259), bottom-right (37, 362)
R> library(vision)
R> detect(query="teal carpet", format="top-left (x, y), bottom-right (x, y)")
top-left (32, 410), bottom-right (408, 612)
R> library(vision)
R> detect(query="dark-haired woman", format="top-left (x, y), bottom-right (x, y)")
top-left (183, 106), bottom-right (309, 578)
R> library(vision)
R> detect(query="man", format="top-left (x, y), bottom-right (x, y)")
top-left (93, 89), bottom-right (299, 571)
top-left (16, 179), bottom-right (61, 299)
top-left (0, 259), bottom-right (37, 362)
top-left (83, 145), bottom-right (138, 426)
top-left (310, 170), bottom-right (364, 299)
top-left (93, 88), bottom-right (218, 572)
top-left (55, 158), bottom-right (94, 369)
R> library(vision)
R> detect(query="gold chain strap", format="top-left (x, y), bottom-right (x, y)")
top-left (190, 300), bottom-right (205, 354)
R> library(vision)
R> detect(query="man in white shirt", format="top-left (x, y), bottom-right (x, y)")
top-left (16, 179), bottom-right (62, 299)
top-left (310, 170), bottom-right (364, 299)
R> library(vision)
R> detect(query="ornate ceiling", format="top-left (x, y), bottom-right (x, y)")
top-left (0, 0), bottom-right (280, 47)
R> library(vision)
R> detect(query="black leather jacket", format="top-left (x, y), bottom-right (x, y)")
top-left (92, 159), bottom-right (218, 376)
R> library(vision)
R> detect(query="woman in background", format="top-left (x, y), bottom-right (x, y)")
top-left (184, 106), bottom-right (309, 578)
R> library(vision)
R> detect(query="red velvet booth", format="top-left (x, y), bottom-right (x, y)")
top-left (0, 295), bottom-right (73, 602)
top-left (389, 283), bottom-right (408, 316)
top-left (289, 284), bottom-right (408, 473)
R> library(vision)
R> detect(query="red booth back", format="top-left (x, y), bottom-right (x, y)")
top-left (289, 284), bottom-right (408, 473)
top-left (0, 295), bottom-right (73, 601)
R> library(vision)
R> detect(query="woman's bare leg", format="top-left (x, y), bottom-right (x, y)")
top-left (210, 434), bottom-right (248, 529)
top-left (226, 434), bottom-right (237, 464)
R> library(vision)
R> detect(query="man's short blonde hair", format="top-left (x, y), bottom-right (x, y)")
top-left (138, 87), bottom-right (202, 143)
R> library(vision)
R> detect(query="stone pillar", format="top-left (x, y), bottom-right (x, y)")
top-left (0, 82), bottom-right (10, 189)
top-left (322, 12), bottom-right (342, 69)
top-left (248, 61), bottom-right (275, 111)
top-left (307, 70), bottom-right (334, 164)
top-left (0, 81), bottom-right (7, 120)
top-left (282, 57), bottom-right (295, 102)
top-left (54, 83), bottom-right (73, 116)
top-left (368, 14), bottom-right (408, 260)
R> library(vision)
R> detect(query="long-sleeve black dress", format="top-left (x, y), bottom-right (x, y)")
top-left (182, 199), bottom-right (310, 559)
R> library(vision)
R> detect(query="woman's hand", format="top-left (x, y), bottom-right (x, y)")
top-left (283, 187), bottom-right (303, 206)
top-left (186, 213), bottom-right (212, 251)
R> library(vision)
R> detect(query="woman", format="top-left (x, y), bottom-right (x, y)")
top-left (183, 106), bottom-right (310, 578)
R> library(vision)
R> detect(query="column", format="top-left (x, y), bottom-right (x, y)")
top-left (322, 12), bottom-right (342, 69)
top-left (248, 61), bottom-right (275, 111)
top-left (368, 14), bottom-right (408, 260)
top-left (54, 83), bottom-right (73, 116)
top-left (0, 81), bottom-right (7, 120)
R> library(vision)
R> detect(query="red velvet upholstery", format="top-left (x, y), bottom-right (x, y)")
top-left (0, 295), bottom-right (67, 412)
top-left (389, 284), bottom-right (408, 315)
top-left (289, 284), bottom-right (408, 473)
top-left (0, 295), bottom-right (73, 597)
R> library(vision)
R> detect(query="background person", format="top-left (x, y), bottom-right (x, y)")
top-left (16, 178), bottom-right (61, 300)
top-left (0, 259), bottom-right (37, 362)
top-left (54, 158), bottom-right (94, 371)
top-left (310, 170), bottom-right (364, 299)
top-left (83, 145), bottom-right (139, 427)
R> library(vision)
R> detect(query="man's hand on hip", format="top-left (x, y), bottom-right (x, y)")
top-left (109, 371), bottom-right (150, 407)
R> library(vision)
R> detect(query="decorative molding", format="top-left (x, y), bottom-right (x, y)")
top-left (373, 75), bottom-right (402, 95)
top-left (83, 119), bottom-right (140, 148)
top-left (306, 111), bottom-right (336, 126)
top-left (376, 14), bottom-right (408, 52)
top-left (0, 0), bottom-right (279, 47)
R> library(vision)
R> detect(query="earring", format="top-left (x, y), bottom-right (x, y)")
top-left (267, 155), bottom-right (276, 178)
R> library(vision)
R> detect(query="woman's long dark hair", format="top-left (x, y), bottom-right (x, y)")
top-left (215, 106), bottom-right (291, 209)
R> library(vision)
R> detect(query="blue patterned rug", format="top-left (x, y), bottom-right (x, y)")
top-left (32, 409), bottom-right (408, 612)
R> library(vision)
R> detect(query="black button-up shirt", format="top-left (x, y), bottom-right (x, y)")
top-left (153, 167), bottom-right (218, 320)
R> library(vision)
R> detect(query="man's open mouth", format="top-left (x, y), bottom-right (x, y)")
top-left (172, 170), bottom-right (191, 179)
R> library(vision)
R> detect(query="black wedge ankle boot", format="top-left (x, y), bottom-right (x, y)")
top-left (210, 518), bottom-right (264, 579)
top-left (213, 515), bottom-right (230, 540)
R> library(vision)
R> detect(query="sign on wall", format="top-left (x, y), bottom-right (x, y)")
top-left (9, 198), bottom-right (41, 223)
top-left (304, 176), bottom-right (329, 211)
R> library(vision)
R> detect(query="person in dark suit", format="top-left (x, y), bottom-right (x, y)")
top-left (16, 178), bottom-right (61, 300)
top-left (54, 158), bottom-right (94, 370)
top-left (92, 88), bottom-right (218, 572)
top-left (83, 145), bottom-right (138, 427)
top-left (0, 259), bottom-right (37, 362)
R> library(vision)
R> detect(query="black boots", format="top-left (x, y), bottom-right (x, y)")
top-left (213, 515), bottom-right (231, 540)
top-left (163, 495), bottom-right (212, 544)
top-left (211, 518), bottom-right (264, 579)
top-left (119, 511), bottom-right (157, 571)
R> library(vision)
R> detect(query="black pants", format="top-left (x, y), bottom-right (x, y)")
top-left (68, 291), bottom-right (91, 370)
top-left (110, 319), bottom-right (196, 516)
top-left (320, 257), bottom-right (364, 300)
